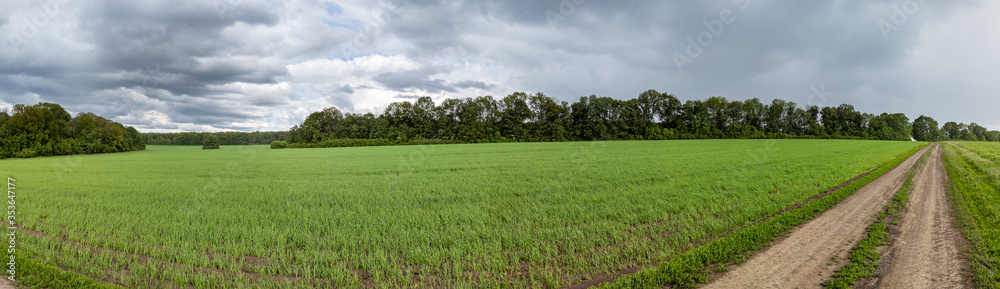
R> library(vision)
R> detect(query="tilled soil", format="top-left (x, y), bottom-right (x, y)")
top-left (875, 144), bottom-right (970, 289)
top-left (703, 145), bottom-right (931, 289)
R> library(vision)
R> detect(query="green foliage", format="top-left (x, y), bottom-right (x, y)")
top-left (285, 90), bottom-right (982, 148)
top-left (912, 115), bottom-right (943, 141)
top-left (940, 122), bottom-right (996, 141)
top-left (14, 251), bottom-right (122, 289)
top-left (201, 135), bottom-right (220, 149)
top-left (142, 131), bottom-right (288, 145)
top-left (0, 102), bottom-right (144, 158)
top-left (941, 142), bottom-right (1000, 287)
top-left (867, 113), bottom-right (912, 141)
top-left (1, 140), bottom-right (921, 288)
top-left (269, 140), bottom-right (287, 149)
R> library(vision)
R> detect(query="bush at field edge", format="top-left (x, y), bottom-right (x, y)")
top-left (202, 135), bottom-right (220, 149)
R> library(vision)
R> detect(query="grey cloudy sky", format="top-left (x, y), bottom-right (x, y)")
top-left (1, 0), bottom-right (997, 132)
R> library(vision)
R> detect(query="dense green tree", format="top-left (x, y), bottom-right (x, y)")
top-left (969, 123), bottom-right (989, 141)
top-left (867, 113), bottom-right (911, 141)
top-left (279, 90), bottom-right (1000, 148)
top-left (0, 103), bottom-right (144, 158)
top-left (499, 92), bottom-right (531, 141)
top-left (527, 93), bottom-right (570, 141)
top-left (764, 99), bottom-right (788, 134)
top-left (740, 98), bottom-right (766, 132)
top-left (413, 97), bottom-right (436, 138)
top-left (942, 122), bottom-right (961, 140)
top-left (142, 131), bottom-right (287, 145)
top-left (803, 106), bottom-right (823, 136)
top-left (202, 135), bottom-right (220, 149)
top-left (705, 96), bottom-right (730, 134)
top-left (270, 140), bottom-right (287, 149)
top-left (304, 107), bottom-right (345, 139)
top-left (911, 115), bottom-right (941, 141)
top-left (987, 131), bottom-right (1000, 142)
top-left (820, 104), bottom-right (866, 137)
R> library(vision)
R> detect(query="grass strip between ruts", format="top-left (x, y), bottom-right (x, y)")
top-left (820, 144), bottom-right (931, 288)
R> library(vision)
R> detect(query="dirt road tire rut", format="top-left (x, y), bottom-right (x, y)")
top-left (703, 145), bottom-right (931, 289)
top-left (875, 144), bottom-right (970, 289)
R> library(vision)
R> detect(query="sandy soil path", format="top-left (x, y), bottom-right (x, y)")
top-left (877, 144), bottom-right (968, 288)
top-left (703, 145), bottom-right (931, 289)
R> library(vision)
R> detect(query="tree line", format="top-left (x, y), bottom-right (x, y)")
top-left (142, 131), bottom-right (288, 146)
top-left (0, 103), bottom-right (145, 159)
top-left (287, 89), bottom-right (997, 146)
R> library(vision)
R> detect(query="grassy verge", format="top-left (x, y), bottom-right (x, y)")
top-left (940, 142), bottom-right (1000, 287)
top-left (596, 144), bottom-right (928, 289)
top-left (11, 251), bottom-right (121, 289)
top-left (821, 144), bottom-right (930, 288)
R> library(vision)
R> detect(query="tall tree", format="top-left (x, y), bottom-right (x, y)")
top-left (911, 115), bottom-right (941, 141)
top-left (499, 92), bottom-right (531, 141)
top-left (942, 122), bottom-right (961, 140)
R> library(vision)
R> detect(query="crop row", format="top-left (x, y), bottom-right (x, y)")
top-left (4, 140), bottom-right (923, 288)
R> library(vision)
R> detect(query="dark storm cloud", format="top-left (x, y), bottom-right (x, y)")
top-left (78, 0), bottom-right (286, 90)
top-left (454, 80), bottom-right (494, 90)
top-left (376, 0), bottom-right (990, 128)
top-left (0, 0), bottom-right (349, 130)
top-left (372, 66), bottom-right (457, 93)
top-left (1, 0), bottom-right (997, 131)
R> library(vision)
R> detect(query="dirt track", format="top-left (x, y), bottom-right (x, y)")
top-left (876, 144), bottom-right (969, 288)
top-left (703, 145), bottom-right (931, 289)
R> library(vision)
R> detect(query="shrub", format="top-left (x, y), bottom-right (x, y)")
top-left (13, 148), bottom-right (37, 158)
top-left (270, 140), bottom-right (288, 149)
top-left (202, 135), bottom-right (220, 149)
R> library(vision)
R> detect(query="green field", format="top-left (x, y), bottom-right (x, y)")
top-left (4, 140), bottom-right (921, 288)
top-left (941, 142), bottom-right (1000, 287)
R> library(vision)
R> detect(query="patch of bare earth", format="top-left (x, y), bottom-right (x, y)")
top-left (702, 145), bottom-right (931, 289)
top-left (866, 144), bottom-right (971, 289)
